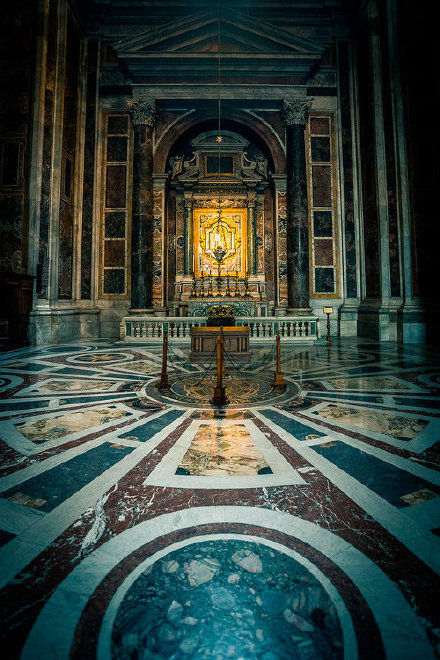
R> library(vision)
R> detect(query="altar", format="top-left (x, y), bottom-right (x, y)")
top-left (190, 326), bottom-right (250, 360)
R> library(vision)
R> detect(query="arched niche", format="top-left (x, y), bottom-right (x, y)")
top-left (154, 109), bottom-right (285, 176)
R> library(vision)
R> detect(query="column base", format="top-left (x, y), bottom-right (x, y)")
top-left (28, 307), bottom-right (101, 345)
top-left (357, 299), bottom-right (399, 342)
top-left (397, 299), bottom-right (440, 344)
top-left (286, 307), bottom-right (313, 316)
top-left (338, 300), bottom-right (360, 337)
top-left (128, 308), bottom-right (155, 315)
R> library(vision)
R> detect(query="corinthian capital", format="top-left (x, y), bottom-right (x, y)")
top-left (126, 98), bottom-right (157, 127)
top-left (282, 99), bottom-right (313, 126)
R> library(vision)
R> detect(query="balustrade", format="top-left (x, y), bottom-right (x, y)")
top-left (123, 315), bottom-right (318, 342)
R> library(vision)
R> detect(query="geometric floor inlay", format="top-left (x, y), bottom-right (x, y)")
top-left (0, 338), bottom-right (439, 660)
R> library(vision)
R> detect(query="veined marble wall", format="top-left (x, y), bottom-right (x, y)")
top-left (37, 0), bottom-right (58, 299)
top-left (58, 13), bottom-right (81, 300)
top-left (0, 0), bottom-right (35, 275)
top-left (80, 40), bottom-right (99, 300)
top-left (307, 114), bottom-right (339, 298)
top-left (100, 114), bottom-right (131, 299)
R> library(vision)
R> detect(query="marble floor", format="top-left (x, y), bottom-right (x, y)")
top-left (0, 338), bottom-right (439, 659)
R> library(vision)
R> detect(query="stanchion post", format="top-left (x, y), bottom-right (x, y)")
top-left (156, 329), bottom-right (171, 389)
top-left (272, 330), bottom-right (286, 388)
top-left (210, 335), bottom-right (229, 405)
top-left (323, 306), bottom-right (333, 345)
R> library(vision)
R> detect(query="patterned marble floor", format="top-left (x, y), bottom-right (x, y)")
top-left (0, 338), bottom-right (439, 659)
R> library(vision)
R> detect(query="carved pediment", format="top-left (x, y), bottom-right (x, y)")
top-left (114, 8), bottom-right (324, 81)
top-left (115, 8), bottom-right (323, 56)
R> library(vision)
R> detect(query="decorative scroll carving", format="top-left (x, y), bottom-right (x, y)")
top-left (180, 153), bottom-right (199, 179)
top-left (282, 99), bottom-right (313, 126)
top-left (241, 153), bottom-right (269, 180)
top-left (170, 153), bottom-right (199, 180)
top-left (193, 198), bottom-right (246, 209)
top-left (126, 98), bottom-right (156, 126)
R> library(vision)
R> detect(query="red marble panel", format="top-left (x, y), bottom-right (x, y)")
top-left (314, 238), bottom-right (334, 266)
top-left (312, 165), bottom-right (331, 207)
top-left (104, 240), bottom-right (125, 267)
top-left (310, 117), bottom-right (330, 135)
top-left (105, 165), bottom-right (126, 208)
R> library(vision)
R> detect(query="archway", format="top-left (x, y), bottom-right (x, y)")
top-left (158, 114), bottom-right (282, 314)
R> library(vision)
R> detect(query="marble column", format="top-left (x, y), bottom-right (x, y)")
top-left (282, 99), bottom-right (312, 312)
top-left (247, 198), bottom-right (257, 275)
top-left (127, 98), bottom-right (156, 312)
top-left (183, 197), bottom-right (193, 276)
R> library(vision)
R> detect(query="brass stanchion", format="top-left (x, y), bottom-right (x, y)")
top-left (225, 274), bottom-right (231, 297)
top-left (210, 335), bottom-right (229, 405)
top-left (323, 306), bottom-right (333, 345)
top-left (272, 330), bottom-right (286, 388)
top-left (234, 273), bottom-right (240, 297)
top-left (156, 329), bottom-right (171, 389)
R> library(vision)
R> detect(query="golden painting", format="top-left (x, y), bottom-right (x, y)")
top-left (193, 207), bottom-right (247, 278)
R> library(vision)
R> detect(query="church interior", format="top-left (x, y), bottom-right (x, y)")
top-left (0, 1), bottom-right (439, 658)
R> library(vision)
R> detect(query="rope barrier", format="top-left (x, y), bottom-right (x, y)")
top-left (163, 332), bottom-right (279, 390)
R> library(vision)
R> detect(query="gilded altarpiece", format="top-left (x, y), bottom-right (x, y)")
top-left (193, 208), bottom-right (247, 278)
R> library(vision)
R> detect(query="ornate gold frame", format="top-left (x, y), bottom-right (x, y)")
top-left (193, 207), bottom-right (247, 278)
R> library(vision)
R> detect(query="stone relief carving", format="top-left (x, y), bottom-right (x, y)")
top-left (169, 153), bottom-right (199, 180)
top-left (180, 153), bottom-right (199, 179)
top-left (126, 98), bottom-right (156, 126)
top-left (170, 155), bottom-right (184, 179)
top-left (282, 99), bottom-right (313, 126)
top-left (241, 153), bottom-right (269, 180)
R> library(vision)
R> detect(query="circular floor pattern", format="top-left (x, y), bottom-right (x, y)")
top-left (111, 539), bottom-right (343, 660)
top-left (149, 374), bottom-right (297, 408)
top-left (67, 352), bottom-right (134, 364)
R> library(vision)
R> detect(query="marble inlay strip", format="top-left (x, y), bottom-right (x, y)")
top-left (144, 419), bottom-right (306, 489)
top-left (0, 411), bottom-right (191, 589)
top-left (252, 410), bottom-right (440, 574)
